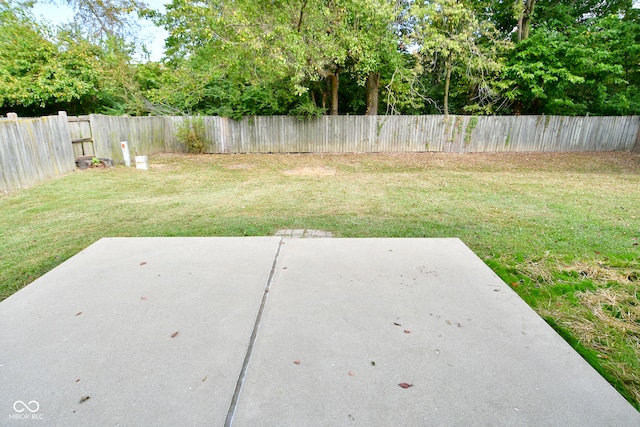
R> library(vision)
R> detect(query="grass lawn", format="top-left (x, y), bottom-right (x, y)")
top-left (1, 151), bottom-right (639, 408)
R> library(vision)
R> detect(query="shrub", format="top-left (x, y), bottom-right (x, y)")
top-left (176, 116), bottom-right (208, 154)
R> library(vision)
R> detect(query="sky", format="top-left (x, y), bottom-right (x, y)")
top-left (30, 0), bottom-right (169, 62)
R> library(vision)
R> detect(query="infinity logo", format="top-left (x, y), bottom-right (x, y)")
top-left (13, 400), bottom-right (39, 413)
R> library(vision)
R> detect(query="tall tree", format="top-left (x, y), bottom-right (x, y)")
top-left (58, 0), bottom-right (148, 39)
top-left (410, 0), bottom-right (507, 115)
top-left (515, 0), bottom-right (536, 41)
top-left (0, 1), bottom-right (98, 115)
top-left (159, 0), bottom-right (403, 116)
top-left (501, 9), bottom-right (640, 115)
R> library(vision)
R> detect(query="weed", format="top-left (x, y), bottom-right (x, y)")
top-left (176, 116), bottom-right (208, 154)
top-left (464, 116), bottom-right (478, 145)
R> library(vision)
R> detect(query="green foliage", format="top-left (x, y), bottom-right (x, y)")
top-left (291, 99), bottom-right (326, 119)
top-left (0, 2), bottom-right (97, 114)
top-left (409, 0), bottom-right (510, 115)
top-left (176, 116), bottom-right (207, 154)
top-left (156, 0), bottom-right (407, 117)
top-left (2, 0), bottom-right (640, 117)
top-left (464, 116), bottom-right (478, 145)
top-left (0, 0), bottom-right (155, 116)
top-left (502, 10), bottom-right (640, 115)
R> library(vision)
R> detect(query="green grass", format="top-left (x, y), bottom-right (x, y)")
top-left (1, 151), bottom-right (639, 408)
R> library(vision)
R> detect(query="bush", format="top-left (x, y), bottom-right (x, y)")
top-left (176, 116), bottom-right (208, 154)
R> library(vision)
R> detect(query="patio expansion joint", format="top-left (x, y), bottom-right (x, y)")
top-left (224, 237), bottom-right (284, 426)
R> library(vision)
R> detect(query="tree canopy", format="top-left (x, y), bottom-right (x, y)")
top-left (1, 0), bottom-right (639, 117)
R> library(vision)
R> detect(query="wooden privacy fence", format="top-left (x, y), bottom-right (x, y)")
top-left (69, 115), bottom-right (94, 158)
top-left (0, 112), bottom-right (75, 192)
top-left (2, 113), bottom-right (640, 191)
top-left (89, 114), bottom-right (640, 164)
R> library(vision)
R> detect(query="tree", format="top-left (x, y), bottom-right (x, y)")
top-left (345, 0), bottom-right (404, 115)
top-left (158, 0), bottom-right (405, 116)
top-left (0, 0), bottom-right (151, 116)
top-left (410, 0), bottom-right (507, 115)
top-left (515, 0), bottom-right (536, 41)
top-left (0, 1), bottom-right (99, 115)
top-left (59, 0), bottom-right (148, 40)
top-left (501, 10), bottom-right (639, 115)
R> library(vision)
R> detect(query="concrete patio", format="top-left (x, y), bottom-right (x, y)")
top-left (1, 237), bottom-right (638, 425)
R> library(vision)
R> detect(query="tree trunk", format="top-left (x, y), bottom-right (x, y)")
top-left (310, 90), bottom-right (317, 107)
top-left (322, 78), bottom-right (330, 111)
top-left (517, 14), bottom-right (524, 42)
top-left (365, 72), bottom-right (380, 115)
top-left (328, 71), bottom-right (340, 115)
top-left (517, 0), bottom-right (536, 42)
top-left (521, 14), bottom-right (532, 40)
top-left (297, 0), bottom-right (308, 33)
top-left (444, 59), bottom-right (452, 116)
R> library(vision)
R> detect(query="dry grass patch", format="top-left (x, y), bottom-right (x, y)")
top-left (567, 262), bottom-right (639, 285)
top-left (544, 284), bottom-right (640, 405)
top-left (579, 288), bottom-right (640, 335)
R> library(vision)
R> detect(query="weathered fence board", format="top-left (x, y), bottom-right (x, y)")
top-left (87, 114), bottom-right (640, 159)
top-left (90, 115), bottom-right (171, 163)
top-left (0, 113), bottom-right (75, 192)
top-left (2, 113), bottom-right (639, 192)
top-left (68, 115), bottom-right (94, 157)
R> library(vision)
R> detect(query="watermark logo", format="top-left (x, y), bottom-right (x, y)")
top-left (9, 401), bottom-right (43, 420)
top-left (13, 401), bottom-right (39, 413)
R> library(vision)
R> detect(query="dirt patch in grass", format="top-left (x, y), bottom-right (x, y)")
top-left (226, 164), bottom-right (254, 170)
top-left (282, 166), bottom-right (336, 176)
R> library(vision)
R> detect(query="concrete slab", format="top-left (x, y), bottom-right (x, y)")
top-left (0, 237), bottom-right (281, 426)
top-left (1, 237), bottom-right (638, 426)
top-left (232, 238), bottom-right (640, 426)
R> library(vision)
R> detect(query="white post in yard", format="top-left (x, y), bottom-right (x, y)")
top-left (121, 141), bottom-right (131, 167)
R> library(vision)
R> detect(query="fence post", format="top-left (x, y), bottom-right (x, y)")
top-left (7, 113), bottom-right (18, 120)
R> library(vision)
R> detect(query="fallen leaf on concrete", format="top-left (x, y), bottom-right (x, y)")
top-left (398, 383), bottom-right (413, 389)
top-left (293, 360), bottom-right (301, 365)
top-left (140, 262), bottom-right (147, 266)
top-left (75, 312), bottom-right (82, 316)
top-left (371, 361), bottom-right (376, 366)
top-left (348, 371), bottom-right (355, 377)
top-left (171, 331), bottom-right (179, 338)
top-left (140, 296), bottom-right (147, 301)
top-left (75, 379), bottom-right (80, 383)
top-left (393, 322), bottom-right (402, 326)
top-left (404, 329), bottom-right (411, 334)
top-left (79, 396), bottom-right (90, 403)
top-left (202, 376), bottom-right (208, 382)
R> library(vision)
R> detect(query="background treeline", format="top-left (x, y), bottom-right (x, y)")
top-left (1, 0), bottom-right (639, 118)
